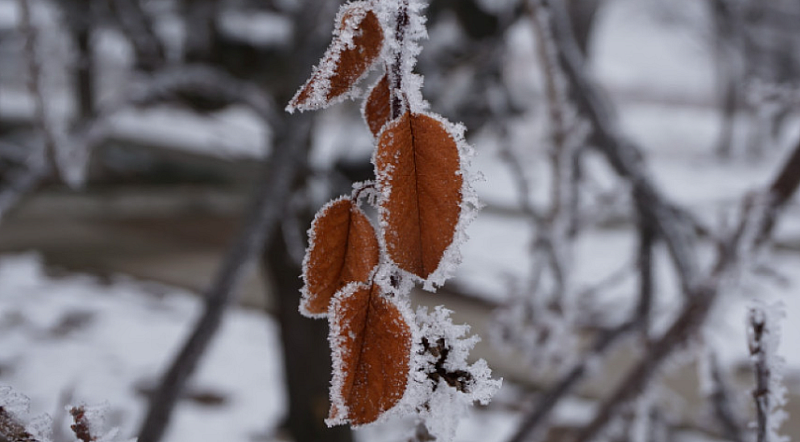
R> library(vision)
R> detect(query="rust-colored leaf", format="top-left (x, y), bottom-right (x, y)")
top-left (363, 73), bottom-right (391, 137)
top-left (301, 198), bottom-right (380, 317)
top-left (375, 111), bottom-right (463, 280)
top-left (328, 283), bottom-right (412, 426)
top-left (288, 3), bottom-right (384, 112)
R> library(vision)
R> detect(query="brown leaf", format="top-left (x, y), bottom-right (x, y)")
top-left (301, 198), bottom-right (380, 317)
top-left (363, 73), bottom-right (391, 137)
top-left (328, 283), bottom-right (412, 425)
top-left (375, 111), bottom-right (463, 280)
top-left (288, 4), bottom-right (384, 112)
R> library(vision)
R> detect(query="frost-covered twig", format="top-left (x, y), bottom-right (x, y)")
top-left (389, 0), bottom-right (410, 119)
top-left (510, 1), bottom-right (800, 440)
top-left (570, 137), bottom-right (800, 442)
top-left (492, 0), bottom-right (591, 375)
top-left (507, 320), bottom-right (638, 442)
top-left (747, 301), bottom-right (788, 442)
top-left (535, 0), bottom-right (701, 295)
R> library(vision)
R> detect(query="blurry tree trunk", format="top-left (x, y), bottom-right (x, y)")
top-left (53, 0), bottom-right (96, 120)
top-left (71, 1), bottom-right (95, 120)
top-left (263, 198), bottom-right (354, 442)
top-left (257, 1), bottom-right (351, 440)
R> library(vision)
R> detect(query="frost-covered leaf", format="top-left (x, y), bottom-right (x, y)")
top-left (301, 197), bottom-right (380, 317)
top-left (327, 282), bottom-right (412, 426)
top-left (375, 111), bottom-right (463, 282)
top-left (287, 2), bottom-right (384, 113)
top-left (363, 73), bottom-right (391, 137)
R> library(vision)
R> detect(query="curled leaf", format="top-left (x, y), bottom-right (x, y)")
top-left (375, 111), bottom-right (464, 281)
top-left (301, 197), bottom-right (380, 317)
top-left (363, 73), bottom-right (391, 137)
top-left (328, 283), bottom-right (412, 426)
top-left (288, 3), bottom-right (384, 112)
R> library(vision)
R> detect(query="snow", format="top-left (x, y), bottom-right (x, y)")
top-left (108, 105), bottom-right (268, 160)
top-left (2, 0), bottom-right (800, 439)
top-left (0, 253), bottom-right (285, 442)
top-left (0, 0), bottom-right (19, 30)
top-left (218, 11), bottom-right (291, 48)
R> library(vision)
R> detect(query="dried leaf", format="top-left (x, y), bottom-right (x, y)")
top-left (328, 283), bottom-right (412, 426)
top-left (288, 4), bottom-right (384, 112)
top-left (375, 111), bottom-right (463, 280)
top-left (363, 74), bottom-right (391, 137)
top-left (301, 198), bottom-right (380, 317)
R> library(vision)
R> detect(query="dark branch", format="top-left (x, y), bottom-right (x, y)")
top-left (507, 320), bottom-right (638, 442)
top-left (572, 135), bottom-right (800, 442)
top-left (539, 0), bottom-right (700, 294)
top-left (636, 213), bottom-right (656, 343)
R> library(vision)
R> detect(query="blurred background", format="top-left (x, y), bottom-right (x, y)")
top-left (1, 0), bottom-right (799, 441)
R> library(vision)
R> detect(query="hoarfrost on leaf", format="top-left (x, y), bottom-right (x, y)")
top-left (398, 306), bottom-right (502, 442)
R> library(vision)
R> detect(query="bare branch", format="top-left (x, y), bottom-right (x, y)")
top-left (508, 2), bottom-right (800, 441)
top-left (535, 0), bottom-right (701, 295)
top-left (636, 214), bottom-right (655, 343)
top-left (390, 0), bottom-right (410, 119)
top-left (571, 136), bottom-right (800, 442)
top-left (507, 320), bottom-right (638, 442)
top-left (105, 0), bottom-right (166, 71)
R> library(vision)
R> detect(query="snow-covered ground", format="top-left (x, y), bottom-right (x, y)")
top-left (0, 253), bottom-right (286, 442)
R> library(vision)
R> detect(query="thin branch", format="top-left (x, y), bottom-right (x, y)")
top-left (749, 307), bottom-right (769, 442)
top-left (536, 0), bottom-right (700, 295)
top-left (513, 2), bottom-right (800, 441)
top-left (506, 320), bottom-right (638, 442)
top-left (636, 213), bottom-right (655, 343)
top-left (571, 136), bottom-right (800, 442)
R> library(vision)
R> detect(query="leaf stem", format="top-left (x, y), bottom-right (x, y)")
top-left (389, 0), bottom-right (409, 119)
